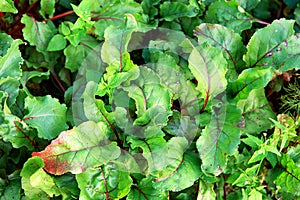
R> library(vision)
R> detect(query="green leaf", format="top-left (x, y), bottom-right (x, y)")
top-left (63, 44), bottom-right (85, 72)
top-left (205, 0), bottom-right (253, 34)
top-left (39, 0), bottom-right (56, 19)
top-left (23, 95), bottom-right (68, 140)
top-left (127, 176), bottom-right (169, 200)
top-left (72, 0), bottom-right (142, 39)
top-left (153, 152), bottom-right (202, 192)
top-left (243, 19), bottom-right (295, 68)
top-left (194, 23), bottom-right (246, 81)
top-left (197, 103), bottom-right (242, 175)
top-left (0, 39), bottom-right (23, 79)
top-left (0, 33), bottom-right (13, 56)
top-left (237, 89), bottom-right (276, 135)
top-left (0, 0), bottom-right (18, 13)
top-left (0, 113), bottom-right (37, 150)
top-left (275, 154), bottom-right (300, 196)
top-left (259, 34), bottom-right (300, 71)
top-left (187, 41), bottom-right (227, 100)
top-left (20, 157), bottom-right (58, 199)
top-left (228, 67), bottom-right (274, 101)
top-left (0, 77), bottom-right (20, 106)
top-left (197, 179), bottom-right (216, 200)
top-left (159, 2), bottom-right (198, 21)
top-left (76, 163), bottom-right (132, 199)
top-left (21, 15), bottom-right (55, 52)
top-left (101, 14), bottom-right (138, 65)
top-left (236, 0), bottom-right (261, 11)
top-left (32, 121), bottom-right (121, 175)
top-left (46, 34), bottom-right (67, 51)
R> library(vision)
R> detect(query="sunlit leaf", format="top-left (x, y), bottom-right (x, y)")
top-left (32, 121), bottom-right (121, 175)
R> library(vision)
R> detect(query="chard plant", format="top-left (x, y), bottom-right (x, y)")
top-left (0, 0), bottom-right (300, 199)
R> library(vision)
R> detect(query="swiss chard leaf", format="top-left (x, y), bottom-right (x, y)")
top-left (127, 176), bottom-right (169, 200)
top-left (23, 95), bottom-right (68, 140)
top-left (159, 1), bottom-right (198, 21)
top-left (186, 41), bottom-right (227, 106)
top-left (76, 163), bottom-right (132, 199)
top-left (228, 67), bottom-right (274, 101)
top-left (0, 0), bottom-right (18, 13)
top-left (197, 103), bottom-right (242, 175)
top-left (194, 23), bottom-right (246, 81)
top-left (153, 152), bottom-right (202, 192)
top-left (237, 89), bottom-right (276, 135)
top-left (204, 0), bottom-right (253, 34)
top-left (32, 121), bottom-right (121, 175)
top-left (21, 156), bottom-right (60, 199)
top-left (243, 19), bottom-right (295, 68)
top-left (21, 15), bottom-right (55, 52)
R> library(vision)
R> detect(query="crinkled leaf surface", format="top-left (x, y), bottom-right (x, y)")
top-left (205, 1), bottom-right (253, 34)
top-left (243, 19), bottom-right (295, 68)
top-left (236, 0), bottom-right (261, 11)
top-left (0, 77), bottom-right (20, 106)
top-left (32, 121), bottom-right (121, 175)
top-left (23, 95), bottom-right (68, 140)
top-left (76, 163), bottom-right (132, 199)
top-left (194, 23), bottom-right (246, 81)
top-left (127, 176), bottom-right (168, 200)
top-left (187, 42), bottom-right (227, 100)
top-left (64, 44), bottom-right (85, 72)
top-left (228, 67), bottom-right (274, 101)
top-left (238, 89), bottom-right (276, 135)
top-left (0, 39), bottom-right (23, 79)
top-left (153, 152), bottom-right (202, 192)
top-left (197, 103), bottom-right (242, 175)
top-left (21, 15), bottom-right (55, 52)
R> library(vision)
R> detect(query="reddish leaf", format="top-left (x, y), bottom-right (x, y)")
top-left (32, 121), bottom-right (121, 175)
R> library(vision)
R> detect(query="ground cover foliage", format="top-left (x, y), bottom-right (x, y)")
top-left (0, 0), bottom-right (300, 199)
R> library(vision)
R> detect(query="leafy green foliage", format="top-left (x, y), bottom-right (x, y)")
top-left (1, 0), bottom-right (300, 199)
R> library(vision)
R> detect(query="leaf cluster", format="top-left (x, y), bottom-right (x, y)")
top-left (0, 0), bottom-right (300, 199)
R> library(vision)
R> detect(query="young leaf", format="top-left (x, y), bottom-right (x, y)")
top-left (274, 154), bottom-right (300, 196)
top-left (21, 15), bottom-right (55, 52)
top-left (237, 89), bottom-right (276, 135)
top-left (23, 95), bottom-right (68, 140)
top-left (153, 152), bottom-right (202, 192)
top-left (0, 0), bottom-right (18, 13)
top-left (197, 179), bottom-right (216, 200)
top-left (76, 163), bottom-right (132, 199)
top-left (197, 103), bottom-right (242, 175)
top-left (21, 157), bottom-right (59, 199)
top-left (1, 113), bottom-right (37, 150)
top-left (39, 0), bottom-right (56, 19)
top-left (194, 23), bottom-right (246, 81)
top-left (101, 14), bottom-right (138, 67)
top-left (63, 44), bottom-right (85, 72)
top-left (205, 0), bottom-right (253, 34)
top-left (0, 39), bottom-right (23, 79)
top-left (243, 19), bottom-right (295, 68)
top-left (127, 176), bottom-right (169, 200)
top-left (32, 121), bottom-right (121, 175)
top-left (46, 34), bottom-right (67, 51)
